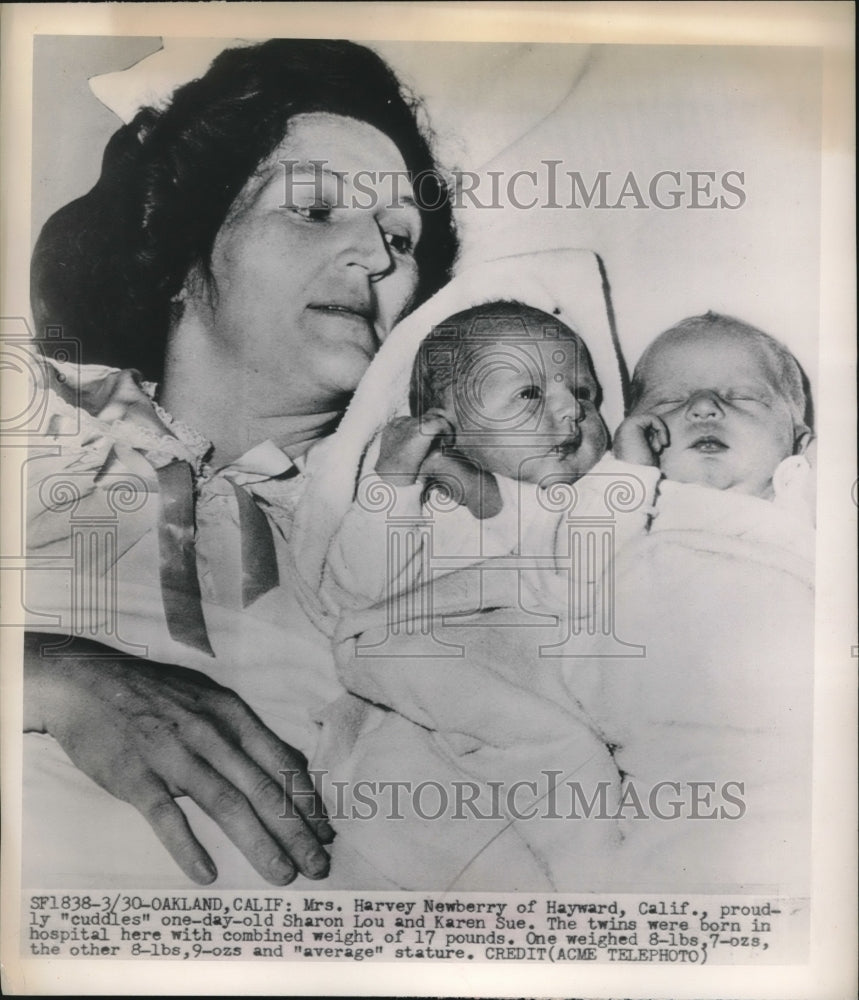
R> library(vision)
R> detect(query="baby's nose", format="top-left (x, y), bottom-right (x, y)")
top-left (686, 391), bottom-right (723, 420)
top-left (549, 391), bottom-right (584, 425)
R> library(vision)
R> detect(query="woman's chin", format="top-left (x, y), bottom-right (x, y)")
top-left (314, 350), bottom-right (375, 403)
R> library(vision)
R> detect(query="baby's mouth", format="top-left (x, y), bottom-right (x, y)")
top-left (549, 432), bottom-right (582, 457)
top-left (689, 435), bottom-right (728, 453)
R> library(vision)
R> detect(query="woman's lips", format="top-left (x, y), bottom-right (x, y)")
top-left (307, 303), bottom-right (378, 351)
top-left (309, 302), bottom-right (374, 321)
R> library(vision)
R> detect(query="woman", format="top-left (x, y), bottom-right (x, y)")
top-left (24, 38), bottom-right (457, 886)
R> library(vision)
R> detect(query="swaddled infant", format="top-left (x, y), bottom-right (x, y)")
top-left (557, 312), bottom-right (817, 892)
top-left (316, 300), bottom-right (628, 888)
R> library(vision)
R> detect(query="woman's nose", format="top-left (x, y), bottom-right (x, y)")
top-left (686, 390), bottom-right (723, 420)
top-left (344, 213), bottom-right (394, 279)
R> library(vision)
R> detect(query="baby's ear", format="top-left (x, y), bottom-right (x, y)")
top-left (793, 425), bottom-right (814, 455)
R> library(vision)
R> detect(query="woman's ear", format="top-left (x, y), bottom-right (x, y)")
top-left (175, 263), bottom-right (214, 311)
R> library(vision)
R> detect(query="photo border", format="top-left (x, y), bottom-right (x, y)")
top-left (1, 3), bottom-right (855, 997)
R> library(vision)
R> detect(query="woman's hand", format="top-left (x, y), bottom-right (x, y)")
top-left (613, 413), bottom-right (670, 466)
top-left (24, 633), bottom-right (334, 886)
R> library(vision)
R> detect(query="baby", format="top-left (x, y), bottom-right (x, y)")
top-left (315, 299), bottom-right (628, 888)
top-left (614, 311), bottom-right (813, 506)
top-left (379, 298), bottom-right (609, 506)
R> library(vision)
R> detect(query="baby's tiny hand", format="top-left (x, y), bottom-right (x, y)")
top-left (376, 411), bottom-right (455, 484)
top-left (613, 413), bottom-right (669, 466)
top-left (420, 449), bottom-right (503, 520)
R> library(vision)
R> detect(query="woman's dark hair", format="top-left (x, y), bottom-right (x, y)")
top-left (31, 39), bottom-right (458, 381)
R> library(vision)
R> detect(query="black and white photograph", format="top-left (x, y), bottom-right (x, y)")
top-left (1, 3), bottom-right (855, 996)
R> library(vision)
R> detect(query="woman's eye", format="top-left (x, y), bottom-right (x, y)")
top-left (383, 231), bottom-right (414, 255)
top-left (518, 386), bottom-right (542, 401)
top-left (292, 204), bottom-right (332, 222)
top-left (575, 387), bottom-right (592, 402)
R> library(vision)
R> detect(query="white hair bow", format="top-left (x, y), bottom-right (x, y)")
top-left (90, 38), bottom-right (254, 124)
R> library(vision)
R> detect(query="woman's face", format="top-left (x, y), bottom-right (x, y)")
top-left (196, 113), bottom-right (422, 415)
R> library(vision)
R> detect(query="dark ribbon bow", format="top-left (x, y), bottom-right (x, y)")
top-left (154, 451), bottom-right (289, 656)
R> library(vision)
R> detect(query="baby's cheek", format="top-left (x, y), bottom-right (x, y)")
top-left (657, 439), bottom-right (683, 470)
top-left (588, 414), bottom-right (610, 462)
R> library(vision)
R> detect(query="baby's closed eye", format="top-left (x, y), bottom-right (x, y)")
top-left (724, 390), bottom-right (770, 406)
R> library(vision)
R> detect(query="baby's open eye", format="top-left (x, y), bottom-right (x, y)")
top-left (517, 385), bottom-right (543, 401)
top-left (575, 386), bottom-right (593, 401)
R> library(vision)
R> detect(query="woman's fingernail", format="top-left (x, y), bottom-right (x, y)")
top-left (306, 851), bottom-right (330, 879)
top-left (269, 856), bottom-right (296, 883)
top-left (318, 821), bottom-right (336, 843)
top-left (193, 859), bottom-right (217, 883)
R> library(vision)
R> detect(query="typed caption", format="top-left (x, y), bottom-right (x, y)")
top-left (25, 891), bottom-right (807, 965)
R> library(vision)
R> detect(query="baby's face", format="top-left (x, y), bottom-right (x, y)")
top-left (443, 324), bottom-right (608, 484)
top-left (633, 329), bottom-right (803, 497)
